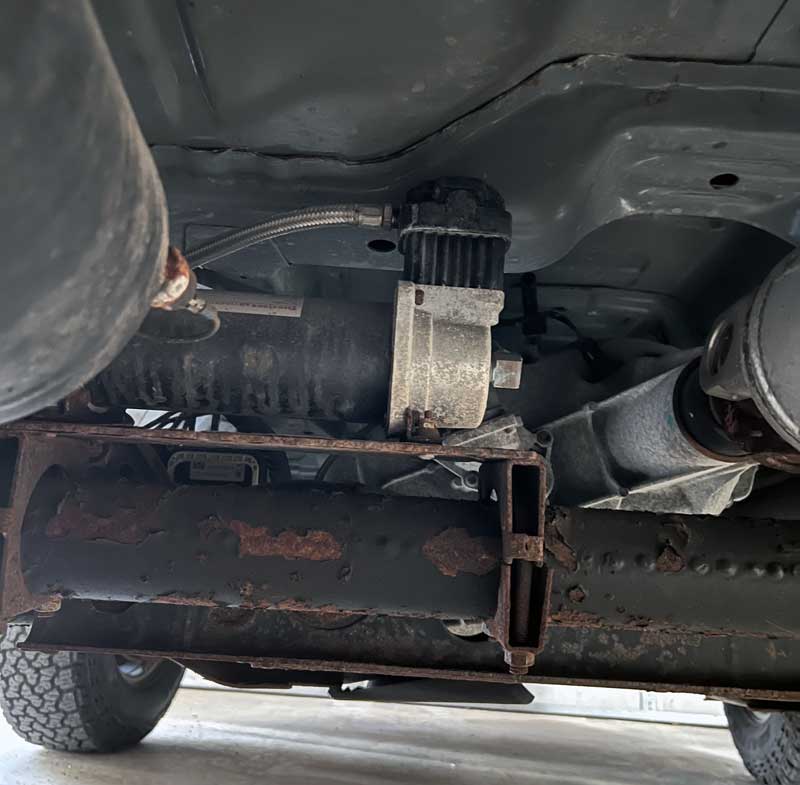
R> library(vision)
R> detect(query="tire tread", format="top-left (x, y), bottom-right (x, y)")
top-left (727, 705), bottom-right (800, 785)
top-left (0, 624), bottom-right (179, 753)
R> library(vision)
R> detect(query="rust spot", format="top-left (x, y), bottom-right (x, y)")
top-left (153, 594), bottom-right (217, 608)
top-left (236, 581), bottom-right (346, 614)
top-left (151, 246), bottom-right (193, 310)
top-left (656, 544), bottom-right (685, 573)
top-left (35, 597), bottom-right (62, 615)
top-left (228, 520), bottom-right (343, 561)
top-left (545, 520), bottom-right (577, 572)
top-left (505, 533), bottom-right (544, 563)
top-left (422, 527), bottom-right (500, 578)
top-left (239, 594), bottom-right (343, 614)
top-left (639, 629), bottom-right (694, 649)
top-left (250, 597), bottom-right (314, 612)
top-left (567, 585), bottom-right (586, 604)
top-left (550, 609), bottom-right (606, 627)
top-left (299, 611), bottom-right (364, 629)
top-left (45, 493), bottom-right (164, 546)
top-left (3, 419), bottom-right (547, 466)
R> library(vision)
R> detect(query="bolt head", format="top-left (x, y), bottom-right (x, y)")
top-left (504, 650), bottom-right (535, 675)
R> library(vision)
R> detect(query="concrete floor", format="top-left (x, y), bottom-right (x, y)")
top-left (0, 688), bottom-right (752, 785)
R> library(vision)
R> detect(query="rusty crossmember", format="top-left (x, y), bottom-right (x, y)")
top-left (0, 419), bottom-right (550, 676)
top-left (6, 419), bottom-right (800, 699)
top-left (2, 420), bottom-right (547, 462)
top-left (21, 596), bottom-right (800, 702)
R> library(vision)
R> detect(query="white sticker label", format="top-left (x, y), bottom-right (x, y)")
top-left (203, 291), bottom-right (304, 318)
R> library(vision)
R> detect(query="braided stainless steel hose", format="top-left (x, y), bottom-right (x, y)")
top-left (185, 204), bottom-right (395, 268)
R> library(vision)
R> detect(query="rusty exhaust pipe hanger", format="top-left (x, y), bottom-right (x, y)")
top-left (138, 246), bottom-right (221, 343)
top-left (149, 247), bottom-right (196, 311)
top-left (0, 420), bottom-right (550, 677)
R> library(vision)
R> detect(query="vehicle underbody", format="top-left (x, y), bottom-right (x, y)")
top-left (4, 2), bottom-right (800, 758)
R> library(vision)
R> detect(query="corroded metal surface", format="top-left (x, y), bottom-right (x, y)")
top-left (422, 527), bottom-right (500, 577)
top-left (544, 515), bottom-right (578, 572)
top-left (486, 461), bottom-right (550, 676)
top-left (18, 418), bottom-right (800, 694)
top-left (206, 520), bottom-right (343, 561)
top-left (0, 420), bottom-right (549, 677)
top-left (22, 601), bottom-right (800, 702)
top-left (46, 483), bottom-right (167, 546)
top-left (23, 479), bottom-right (503, 621)
top-left (0, 435), bottom-right (92, 624)
top-left (546, 506), bottom-right (800, 639)
top-left (150, 246), bottom-right (195, 310)
top-left (0, 420), bottom-right (544, 464)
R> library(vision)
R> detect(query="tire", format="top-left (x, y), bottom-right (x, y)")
top-left (726, 704), bottom-right (800, 784)
top-left (0, 624), bottom-right (183, 752)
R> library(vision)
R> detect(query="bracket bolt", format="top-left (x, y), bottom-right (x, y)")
top-left (505, 650), bottom-right (535, 676)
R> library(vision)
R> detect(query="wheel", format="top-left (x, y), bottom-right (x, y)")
top-left (726, 704), bottom-right (800, 784)
top-left (0, 624), bottom-right (183, 752)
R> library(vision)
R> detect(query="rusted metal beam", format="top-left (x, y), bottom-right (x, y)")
top-left (0, 420), bottom-right (543, 463)
top-left (14, 423), bottom-right (800, 700)
top-left (546, 506), bottom-right (800, 639)
top-left (1, 419), bottom-right (550, 674)
top-left (21, 601), bottom-right (800, 703)
top-left (22, 476), bottom-right (503, 620)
